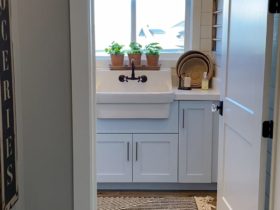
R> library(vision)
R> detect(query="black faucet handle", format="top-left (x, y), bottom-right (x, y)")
top-left (119, 75), bottom-right (127, 82)
top-left (140, 75), bottom-right (147, 83)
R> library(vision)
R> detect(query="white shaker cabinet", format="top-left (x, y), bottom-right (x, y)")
top-left (133, 134), bottom-right (178, 183)
top-left (179, 101), bottom-right (213, 183)
top-left (96, 101), bottom-right (218, 185)
top-left (96, 134), bottom-right (132, 182)
top-left (97, 133), bottom-right (178, 183)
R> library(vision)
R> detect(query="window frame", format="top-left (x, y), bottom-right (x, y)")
top-left (95, 0), bottom-right (201, 67)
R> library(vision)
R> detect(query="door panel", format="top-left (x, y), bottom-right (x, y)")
top-left (226, 0), bottom-right (268, 110)
top-left (224, 99), bottom-right (255, 144)
top-left (218, 0), bottom-right (273, 209)
top-left (223, 126), bottom-right (258, 210)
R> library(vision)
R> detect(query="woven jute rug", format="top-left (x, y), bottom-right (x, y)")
top-left (98, 195), bottom-right (216, 210)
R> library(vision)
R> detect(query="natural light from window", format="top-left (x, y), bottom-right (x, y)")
top-left (95, 0), bottom-right (131, 55)
top-left (95, 0), bottom-right (186, 56)
top-left (136, 0), bottom-right (185, 53)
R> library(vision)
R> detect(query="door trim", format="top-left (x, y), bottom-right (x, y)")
top-left (270, 15), bottom-right (280, 210)
top-left (217, 0), bottom-right (230, 208)
top-left (69, 0), bottom-right (96, 210)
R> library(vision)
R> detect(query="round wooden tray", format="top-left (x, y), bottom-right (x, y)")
top-left (176, 50), bottom-right (210, 73)
top-left (179, 57), bottom-right (209, 88)
top-left (177, 54), bottom-right (210, 77)
top-left (176, 51), bottom-right (214, 88)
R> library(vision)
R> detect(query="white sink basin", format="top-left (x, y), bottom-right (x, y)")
top-left (97, 92), bottom-right (174, 104)
top-left (96, 69), bottom-right (172, 92)
top-left (96, 69), bottom-right (175, 118)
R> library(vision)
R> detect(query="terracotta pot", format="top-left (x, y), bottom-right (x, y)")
top-left (111, 54), bottom-right (124, 66)
top-left (146, 54), bottom-right (159, 66)
top-left (128, 54), bottom-right (142, 66)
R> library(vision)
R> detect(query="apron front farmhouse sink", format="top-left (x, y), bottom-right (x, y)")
top-left (96, 69), bottom-right (174, 118)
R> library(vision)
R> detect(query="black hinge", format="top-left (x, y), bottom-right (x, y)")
top-left (218, 101), bottom-right (223, 116)
top-left (269, 0), bottom-right (280, 13)
top-left (262, 120), bottom-right (274, 138)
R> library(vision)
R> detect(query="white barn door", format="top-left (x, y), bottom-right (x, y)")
top-left (217, 0), bottom-right (274, 210)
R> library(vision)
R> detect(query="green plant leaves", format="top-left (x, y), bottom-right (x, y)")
top-left (105, 41), bottom-right (162, 55)
top-left (105, 41), bottom-right (125, 55)
top-left (144, 42), bottom-right (162, 55)
top-left (127, 41), bottom-right (143, 54)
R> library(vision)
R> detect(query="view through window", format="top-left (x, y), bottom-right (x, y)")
top-left (95, 0), bottom-right (186, 56)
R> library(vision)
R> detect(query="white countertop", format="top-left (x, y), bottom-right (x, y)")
top-left (173, 87), bottom-right (220, 101)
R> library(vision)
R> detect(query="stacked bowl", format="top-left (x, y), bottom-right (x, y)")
top-left (176, 50), bottom-right (213, 89)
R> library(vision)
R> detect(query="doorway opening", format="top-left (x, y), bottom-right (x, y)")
top-left (70, 0), bottom-right (280, 210)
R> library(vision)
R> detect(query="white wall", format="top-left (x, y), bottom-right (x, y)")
top-left (11, 0), bottom-right (25, 209)
top-left (212, 0), bottom-right (223, 80)
top-left (16, 0), bottom-right (73, 209)
top-left (200, 0), bottom-right (214, 53)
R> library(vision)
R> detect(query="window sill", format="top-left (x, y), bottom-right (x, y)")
top-left (95, 53), bottom-right (182, 69)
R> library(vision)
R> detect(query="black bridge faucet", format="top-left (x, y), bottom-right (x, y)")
top-left (119, 59), bottom-right (147, 83)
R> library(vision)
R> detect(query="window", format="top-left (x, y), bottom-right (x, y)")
top-left (95, 0), bottom-right (131, 55)
top-left (95, 0), bottom-right (188, 56)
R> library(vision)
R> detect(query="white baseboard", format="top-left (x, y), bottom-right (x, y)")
top-left (98, 183), bottom-right (217, 191)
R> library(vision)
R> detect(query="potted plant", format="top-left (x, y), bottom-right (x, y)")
top-left (144, 42), bottom-right (162, 66)
top-left (127, 41), bottom-right (143, 66)
top-left (105, 41), bottom-right (125, 66)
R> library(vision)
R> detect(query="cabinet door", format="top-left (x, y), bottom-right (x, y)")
top-left (179, 101), bottom-right (213, 183)
top-left (133, 134), bottom-right (178, 182)
top-left (96, 134), bottom-right (132, 182)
